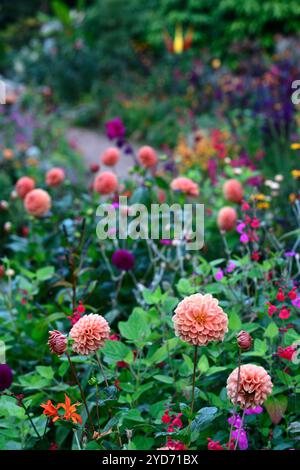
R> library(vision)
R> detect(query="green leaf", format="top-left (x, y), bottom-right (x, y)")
top-left (36, 266), bottom-right (55, 281)
top-left (198, 354), bottom-right (210, 374)
top-left (118, 307), bottom-right (150, 342)
top-left (229, 311), bottom-right (242, 330)
top-left (265, 322), bottom-right (279, 339)
top-left (176, 279), bottom-right (196, 296)
top-left (153, 375), bottom-right (173, 384)
top-left (102, 340), bottom-right (133, 362)
top-left (190, 407), bottom-right (218, 441)
top-left (36, 366), bottom-right (54, 380)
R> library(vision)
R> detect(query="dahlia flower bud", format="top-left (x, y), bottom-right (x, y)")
top-left (237, 330), bottom-right (252, 350)
top-left (48, 330), bottom-right (67, 355)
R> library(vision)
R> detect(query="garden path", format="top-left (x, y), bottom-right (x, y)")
top-left (66, 127), bottom-right (135, 177)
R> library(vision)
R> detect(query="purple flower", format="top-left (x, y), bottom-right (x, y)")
top-left (226, 261), bottom-right (236, 273)
top-left (228, 414), bottom-right (242, 428)
top-left (215, 269), bottom-right (224, 281)
top-left (240, 233), bottom-right (249, 244)
top-left (112, 249), bottom-right (135, 271)
top-left (237, 222), bottom-right (246, 234)
top-left (232, 428), bottom-right (248, 450)
top-left (0, 364), bottom-right (13, 391)
top-left (245, 406), bottom-right (263, 415)
top-left (105, 117), bottom-right (126, 140)
top-left (292, 297), bottom-right (300, 309)
top-left (285, 251), bottom-right (296, 257)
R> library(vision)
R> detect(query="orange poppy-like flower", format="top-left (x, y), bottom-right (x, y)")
top-left (40, 400), bottom-right (59, 422)
top-left (40, 395), bottom-right (82, 424)
top-left (57, 394), bottom-right (82, 424)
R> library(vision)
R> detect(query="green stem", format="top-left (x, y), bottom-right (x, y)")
top-left (191, 345), bottom-right (198, 416)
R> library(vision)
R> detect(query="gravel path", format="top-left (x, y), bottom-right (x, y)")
top-left (66, 127), bottom-right (135, 177)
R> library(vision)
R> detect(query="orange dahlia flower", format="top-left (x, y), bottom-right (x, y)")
top-left (69, 313), bottom-right (110, 355)
top-left (227, 364), bottom-right (273, 409)
top-left (172, 293), bottom-right (228, 346)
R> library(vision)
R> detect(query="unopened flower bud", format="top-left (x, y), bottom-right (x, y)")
top-left (0, 200), bottom-right (8, 210)
top-left (237, 330), bottom-right (252, 350)
top-left (48, 330), bottom-right (67, 355)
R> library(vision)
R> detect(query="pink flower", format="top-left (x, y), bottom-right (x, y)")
top-left (46, 168), bottom-right (65, 187)
top-left (215, 269), bottom-right (224, 281)
top-left (240, 233), bottom-right (249, 244)
top-left (138, 146), bottom-right (158, 168)
top-left (24, 189), bottom-right (52, 217)
top-left (48, 330), bottom-right (67, 355)
top-left (69, 314), bottom-right (110, 355)
top-left (277, 346), bottom-right (296, 361)
top-left (227, 364), bottom-right (273, 409)
top-left (217, 207), bottom-right (237, 231)
top-left (94, 172), bottom-right (118, 195)
top-left (207, 438), bottom-right (224, 450)
top-left (223, 179), bottom-right (244, 203)
top-left (172, 293), bottom-right (228, 346)
top-left (16, 176), bottom-right (35, 199)
top-left (170, 177), bottom-right (199, 197)
top-left (279, 307), bottom-right (290, 319)
top-left (101, 148), bottom-right (120, 167)
top-left (266, 302), bottom-right (277, 317)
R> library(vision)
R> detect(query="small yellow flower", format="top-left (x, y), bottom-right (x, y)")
top-left (250, 193), bottom-right (266, 201)
top-left (257, 202), bottom-right (270, 209)
top-left (291, 169), bottom-right (300, 178)
top-left (290, 143), bottom-right (300, 150)
top-left (289, 193), bottom-right (297, 203)
top-left (212, 58), bottom-right (221, 69)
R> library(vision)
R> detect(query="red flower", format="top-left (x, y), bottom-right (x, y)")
top-left (207, 438), bottom-right (224, 450)
top-left (110, 333), bottom-right (120, 341)
top-left (172, 413), bottom-right (183, 429)
top-left (117, 361), bottom-right (129, 368)
top-left (251, 217), bottom-right (260, 229)
top-left (279, 307), bottom-right (290, 320)
top-left (288, 288), bottom-right (297, 301)
top-left (251, 251), bottom-right (260, 261)
top-left (277, 346), bottom-right (296, 361)
top-left (267, 302), bottom-right (277, 317)
top-left (276, 289), bottom-right (285, 302)
top-left (161, 410), bottom-right (172, 424)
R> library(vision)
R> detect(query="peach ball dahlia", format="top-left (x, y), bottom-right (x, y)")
top-left (227, 364), bottom-right (273, 409)
top-left (172, 293), bottom-right (228, 346)
top-left (69, 314), bottom-right (110, 355)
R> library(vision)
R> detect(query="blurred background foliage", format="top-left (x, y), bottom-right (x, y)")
top-left (1, 0), bottom-right (300, 146)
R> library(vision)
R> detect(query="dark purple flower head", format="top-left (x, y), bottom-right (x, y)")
top-left (112, 249), bottom-right (135, 271)
top-left (0, 364), bottom-right (13, 391)
top-left (105, 117), bottom-right (126, 140)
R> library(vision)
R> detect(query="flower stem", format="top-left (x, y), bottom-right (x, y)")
top-left (191, 345), bottom-right (198, 416)
top-left (66, 352), bottom-right (95, 433)
top-left (228, 348), bottom-right (241, 449)
top-left (96, 352), bottom-right (109, 388)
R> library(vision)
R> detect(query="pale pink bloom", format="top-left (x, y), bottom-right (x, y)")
top-left (138, 146), bottom-right (158, 168)
top-left (227, 364), bottom-right (273, 409)
top-left (217, 206), bottom-right (237, 231)
top-left (170, 177), bottom-right (199, 197)
top-left (16, 176), bottom-right (35, 199)
top-left (172, 293), bottom-right (228, 346)
top-left (24, 189), bottom-right (51, 217)
top-left (94, 172), bottom-right (118, 195)
top-left (223, 179), bottom-right (244, 203)
top-left (69, 314), bottom-right (110, 355)
top-left (46, 168), bottom-right (65, 187)
top-left (48, 330), bottom-right (67, 355)
top-left (101, 147), bottom-right (120, 167)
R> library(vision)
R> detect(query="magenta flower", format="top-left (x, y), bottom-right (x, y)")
top-left (112, 249), bottom-right (135, 271)
top-left (105, 117), bottom-right (125, 140)
top-left (0, 364), bottom-right (13, 391)
top-left (215, 269), bottom-right (224, 281)
top-left (240, 233), bottom-right (249, 244)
